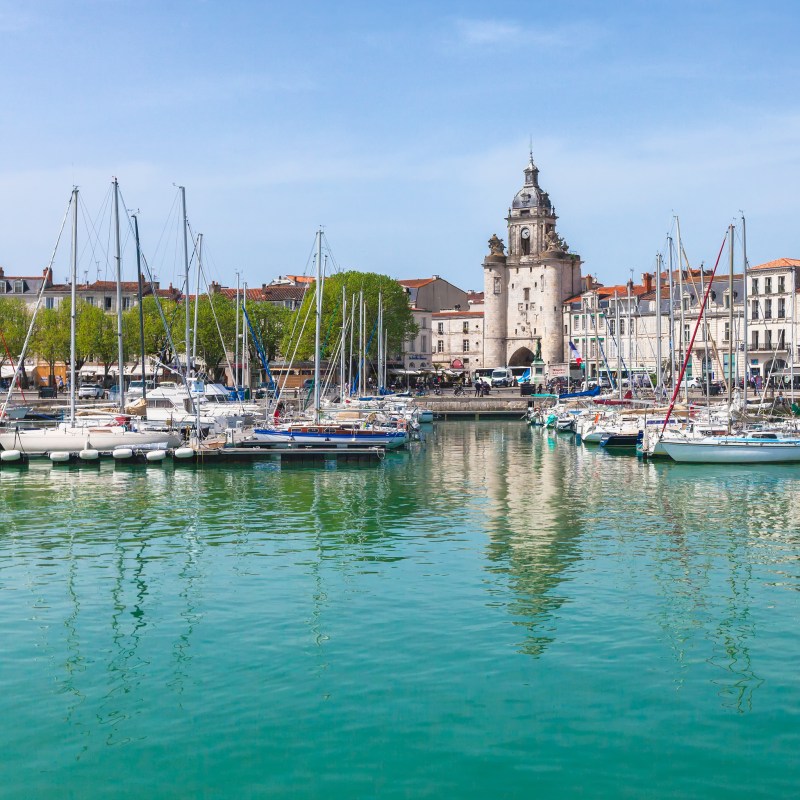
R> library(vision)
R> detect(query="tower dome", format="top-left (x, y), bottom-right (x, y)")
top-left (511, 156), bottom-right (552, 212)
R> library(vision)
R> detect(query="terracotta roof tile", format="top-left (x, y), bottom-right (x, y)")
top-left (750, 258), bottom-right (800, 271)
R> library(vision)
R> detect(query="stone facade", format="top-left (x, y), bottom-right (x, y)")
top-left (483, 157), bottom-right (583, 370)
top-left (431, 310), bottom-right (485, 372)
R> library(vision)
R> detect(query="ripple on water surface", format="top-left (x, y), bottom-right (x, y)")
top-left (1, 423), bottom-right (800, 798)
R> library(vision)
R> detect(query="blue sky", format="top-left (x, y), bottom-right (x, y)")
top-left (1, 0), bottom-right (798, 292)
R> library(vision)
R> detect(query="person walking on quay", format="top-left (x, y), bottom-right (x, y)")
top-left (474, 377), bottom-right (481, 396)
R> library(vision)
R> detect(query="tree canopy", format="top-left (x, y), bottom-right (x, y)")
top-left (287, 271), bottom-right (416, 362)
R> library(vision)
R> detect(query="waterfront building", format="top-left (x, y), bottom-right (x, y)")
top-left (431, 308), bottom-right (485, 374)
top-left (561, 269), bottom-right (748, 385)
top-left (482, 155), bottom-right (583, 371)
top-left (398, 277), bottom-right (469, 371)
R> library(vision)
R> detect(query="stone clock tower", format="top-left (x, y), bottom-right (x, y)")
top-left (483, 155), bottom-right (583, 369)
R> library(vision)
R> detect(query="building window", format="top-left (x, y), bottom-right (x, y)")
top-left (779, 329), bottom-right (786, 350)
top-left (752, 299), bottom-right (759, 319)
top-left (523, 287), bottom-right (530, 301)
top-left (765, 329), bottom-right (772, 349)
top-left (437, 322), bottom-right (443, 335)
top-left (765, 277), bottom-right (772, 294)
top-left (609, 319), bottom-right (615, 335)
top-left (778, 276), bottom-right (786, 293)
top-left (14, 280), bottom-right (24, 293)
top-left (462, 339), bottom-right (469, 353)
top-left (123, 297), bottom-right (131, 311)
top-left (421, 335), bottom-right (427, 353)
top-left (778, 298), bottom-right (786, 318)
top-left (764, 299), bottom-right (772, 319)
top-left (573, 315), bottom-right (579, 329)
top-left (437, 340), bottom-right (444, 353)
top-left (493, 277), bottom-right (501, 295)
top-left (45, 297), bottom-right (54, 310)
top-left (723, 322), bottom-right (730, 342)
top-left (462, 321), bottom-right (469, 333)
top-left (684, 324), bottom-right (691, 344)
top-left (752, 330), bottom-right (759, 350)
top-left (86, 297), bottom-right (94, 306)
top-left (683, 295), bottom-right (690, 311)
top-left (724, 293), bottom-right (730, 309)
top-left (104, 296), bottom-right (113, 311)
top-left (619, 318), bottom-right (625, 336)
top-left (0, 282), bottom-right (5, 294)
top-left (751, 278), bottom-right (759, 295)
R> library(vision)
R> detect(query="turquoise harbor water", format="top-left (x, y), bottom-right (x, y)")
top-left (1, 421), bottom-right (800, 798)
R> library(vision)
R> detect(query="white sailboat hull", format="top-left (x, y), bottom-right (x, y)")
top-left (661, 437), bottom-right (800, 464)
top-left (0, 426), bottom-right (181, 454)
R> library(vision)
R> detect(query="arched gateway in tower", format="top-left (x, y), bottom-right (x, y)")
top-left (482, 156), bottom-right (583, 370)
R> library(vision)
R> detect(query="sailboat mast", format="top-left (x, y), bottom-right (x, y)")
top-left (728, 223), bottom-right (735, 424)
top-left (132, 213), bottom-right (147, 401)
top-left (180, 186), bottom-right (191, 378)
top-left (313, 229), bottom-right (323, 417)
top-left (676, 217), bottom-right (688, 404)
top-left (69, 187), bottom-right (78, 427)
top-left (358, 290), bottom-right (364, 397)
top-left (667, 237), bottom-right (676, 386)
top-left (655, 253), bottom-right (662, 392)
top-left (377, 290), bottom-right (383, 393)
top-left (615, 291), bottom-right (621, 399)
top-left (340, 287), bottom-right (346, 398)
top-left (243, 281), bottom-right (249, 392)
top-left (627, 276), bottom-right (632, 391)
top-left (741, 214), bottom-right (750, 409)
top-left (112, 178), bottom-right (125, 411)
top-left (192, 233), bottom-right (202, 374)
top-left (348, 293), bottom-right (355, 396)
top-left (234, 271), bottom-right (240, 389)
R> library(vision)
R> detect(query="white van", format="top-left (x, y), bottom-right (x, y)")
top-left (490, 367), bottom-right (513, 387)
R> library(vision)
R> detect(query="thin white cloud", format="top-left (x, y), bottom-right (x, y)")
top-left (450, 17), bottom-right (601, 50)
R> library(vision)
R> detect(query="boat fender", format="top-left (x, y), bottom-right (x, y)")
top-left (79, 448), bottom-right (100, 461)
top-left (146, 450), bottom-right (166, 462)
top-left (0, 449), bottom-right (22, 462)
top-left (49, 451), bottom-right (71, 463)
top-left (174, 447), bottom-right (195, 459)
top-left (112, 448), bottom-right (134, 460)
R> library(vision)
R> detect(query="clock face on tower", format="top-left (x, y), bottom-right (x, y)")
top-left (520, 228), bottom-right (530, 239)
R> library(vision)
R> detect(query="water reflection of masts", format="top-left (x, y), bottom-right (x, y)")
top-left (649, 464), bottom-right (764, 711)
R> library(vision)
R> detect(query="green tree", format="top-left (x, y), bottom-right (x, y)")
top-left (191, 294), bottom-right (235, 379)
top-left (32, 304), bottom-right (70, 386)
top-left (0, 297), bottom-right (32, 383)
top-left (245, 301), bottom-right (293, 376)
top-left (287, 271), bottom-right (416, 363)
top-left (76, 302), bottom-right (118, 382)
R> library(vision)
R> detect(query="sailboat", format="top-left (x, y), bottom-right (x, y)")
top-left (250, 229), bottom-right (408, 450)
top-left (0, 186), bottom-right (181, 459)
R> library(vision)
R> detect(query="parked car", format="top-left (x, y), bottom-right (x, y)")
top-left (77, 383), bottom-right (104, 400)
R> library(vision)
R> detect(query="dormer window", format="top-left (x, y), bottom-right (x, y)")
top-left (13, 280), bottom-right (24, 293)
top-left (682, 294), bottom-right (690, 312)
top-left (0, 282), bottom-right (6, 294)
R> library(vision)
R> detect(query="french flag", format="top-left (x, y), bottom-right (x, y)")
top-left (569, 340), bottom-right (582, 366)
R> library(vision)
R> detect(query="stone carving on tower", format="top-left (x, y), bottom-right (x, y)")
top-left (482, 154), bottom-right (583, 370)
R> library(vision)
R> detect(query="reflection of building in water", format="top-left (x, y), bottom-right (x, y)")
top-left (435, 424), bottom-right (588, 656)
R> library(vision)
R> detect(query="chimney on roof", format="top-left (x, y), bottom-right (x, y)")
top-left (209, 280), bottom-right (220, 295)
top-left (642, 272), bottom-right (653, 293)
top-left (627, 278), bottom-right (635, 292)
top-left (583, 274), bottom-right (594, 292)
top-left (432, 274), bottom-right (440, 280)
top-left (0, 266), bottom-right (4, 278)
